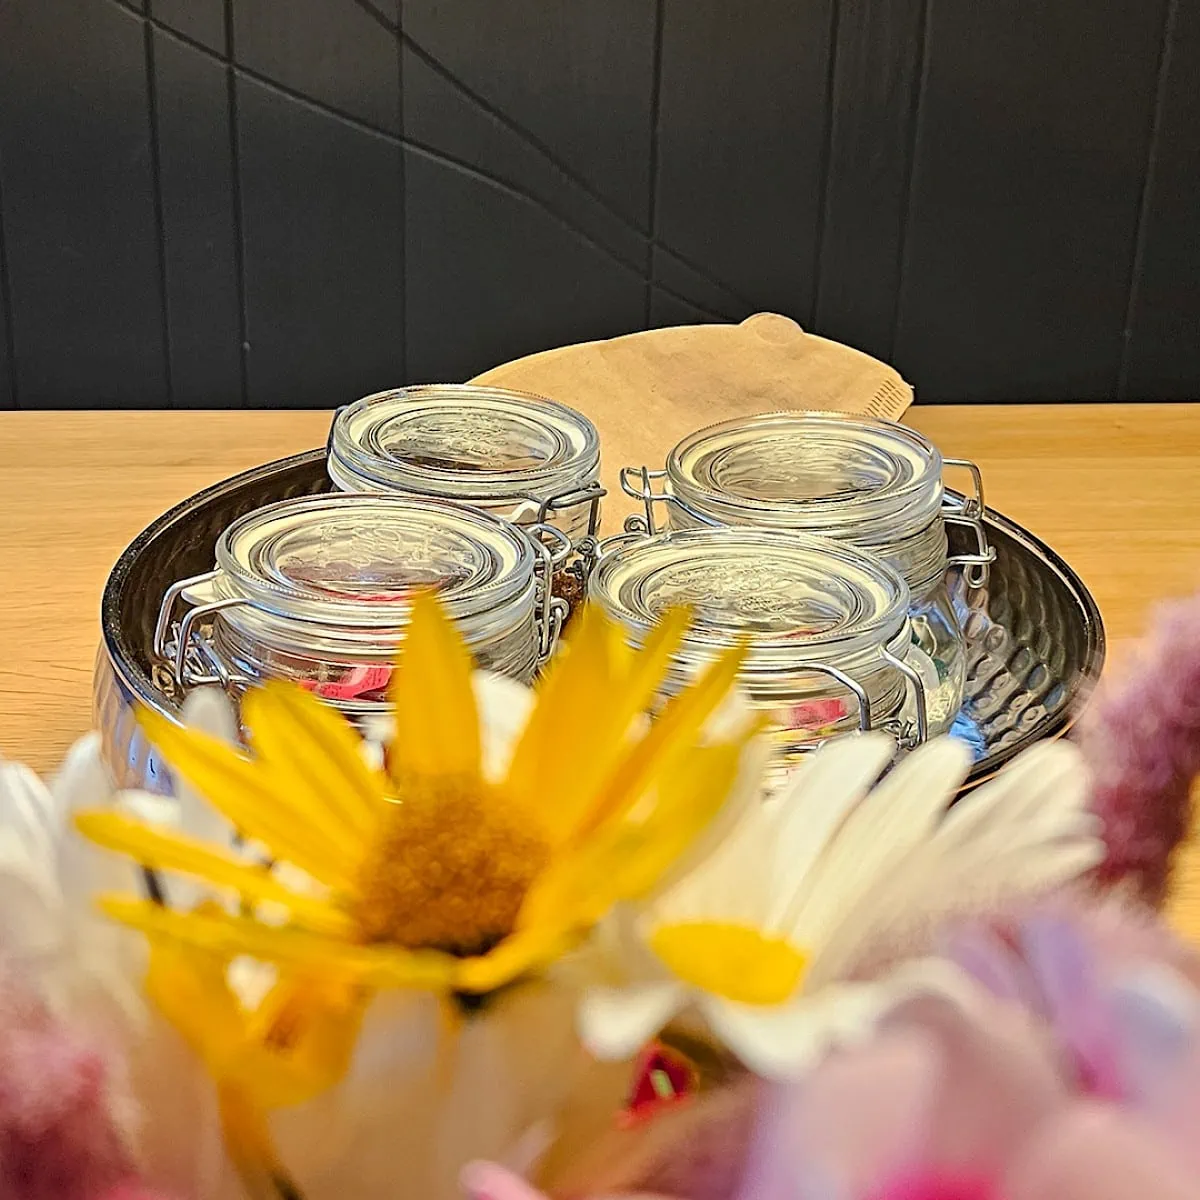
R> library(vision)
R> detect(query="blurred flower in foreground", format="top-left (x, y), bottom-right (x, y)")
top-left (76, 597), bottom-right (764, 1197)
top-left (1078, 590), bottom-right (1200, 906)
top-left (581, 733), bottom-right (1101, 1077)
top-left (471, 899), bottom-right (1200, 1200)
top-left (0, 959), bottom-right (171, 1200)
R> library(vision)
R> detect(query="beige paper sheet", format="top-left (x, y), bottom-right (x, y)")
top-left (472, 313), bottom-right (912, 528)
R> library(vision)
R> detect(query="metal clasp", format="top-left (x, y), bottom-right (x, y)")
top-left (517, 480), bottom-right (606, 572)
top-left (153, 572), bottom-right (254, 693)
top-left (789, 661), bottom-right (873, 733)
top-left (942, 458), bottom-right (995, 588)
top-left (619, 466), bottom-right (670, 534)
top-left (943, 458), bottom-right (986, 517)
top-left (594, 528), bottom-right (650, 559)
top-left (154, 570), bottom-right (219, 665)
top-left (944, 512), bottom-right (996, 588)
top-left (527, 522), bottom-right (572, 661)
top-left (882, 647), bottom-right (929, 747)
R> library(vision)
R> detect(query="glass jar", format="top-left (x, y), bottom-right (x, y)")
top-left (153, 493), bottom-right (566, 716)
top-left (327, 385), bottom-right (604, 546)
top-left (620, 412), bottom-right (994, 735)
top-left (589, 527), bottom-right (933, 770)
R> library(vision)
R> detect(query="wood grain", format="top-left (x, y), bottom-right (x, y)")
top-left (0, 404), bottom-right (1198, 933)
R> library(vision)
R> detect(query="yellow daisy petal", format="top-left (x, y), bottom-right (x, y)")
top-left (218, 1084), bottom-right (289, 1194)
top-left (99, 895), bottom-right (458, 990)
top-left (243, 681), bottom-right (386, 841)
top-left (240, 974), bottom-right (367, 1107)
top-left (519, 735), bottom-right (750, 932)
top-left (504, 605), bottom-right (691, 843)
top-left (389, 591), bottom-right (481, 782)
top-left (138, 708), bottom-right (358, 888)
top-left (566, 639), bottom-right (749, 848)
top-left (451, 925), bottom-right (576, 995)
top-left (145, 926), bottom-right (245, 1074)
top-left (650, 922), bottom-right (807, 1006)
top-left (75, 810), bottom-right (357, 938)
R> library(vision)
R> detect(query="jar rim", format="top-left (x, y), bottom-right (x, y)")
top-left (665, 410), bottom-right (943, 536)
top-left (328, 384), bottom-right (601, 501)
top-left (589, 527), bottom-right (910, 666)
top-left (213, 493), bottom-right (536, 636)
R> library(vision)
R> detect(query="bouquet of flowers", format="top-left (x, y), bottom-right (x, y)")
top-left (1, 590), bottom-right (1197, 1200)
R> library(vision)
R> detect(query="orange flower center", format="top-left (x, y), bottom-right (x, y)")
top-left (353, 775), bottom-right (549, 958)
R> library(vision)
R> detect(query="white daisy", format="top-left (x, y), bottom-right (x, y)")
top-left (580, 731), bottom-right (1103, 1078)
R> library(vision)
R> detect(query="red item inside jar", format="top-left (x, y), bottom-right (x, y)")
top-left (785, 697), bottom-right (849, 732)
top-left (297, 664), bottom-right (393, 702)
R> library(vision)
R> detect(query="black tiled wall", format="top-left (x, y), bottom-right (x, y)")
top-left (0, 0), bottom-right (1195, 407)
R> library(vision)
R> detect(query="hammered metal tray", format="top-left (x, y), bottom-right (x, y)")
top-left (94, 450), bottom-right (1105, 794)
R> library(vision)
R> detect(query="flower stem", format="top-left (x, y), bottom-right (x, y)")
top-left (218, 1083), bottom-right (304, 1200)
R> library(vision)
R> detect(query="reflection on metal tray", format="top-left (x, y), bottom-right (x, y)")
top-left (94, 450), bottom-right (1105, 796)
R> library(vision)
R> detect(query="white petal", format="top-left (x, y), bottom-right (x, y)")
top-left (651, 714), bottom-right (772, 901)
top-left (650, 789), bottom-right (788, 927)
top-left (578, 982), bottom-right (686, 1061)
top-left (117, 788), bottom-right (181, 827)
top-left (809, 739), bottom-right (1095, 987)
top-left (175, 688), bottom-right (242, 847)
top-left (703, 682), bottom-right (758, 742)
top-left (761, 733), bottom-right (898, 929)
top-left (938, 739), bottom-right (1087, 845)
top-left (700, 987), bottom-right (882, 1079)
top-left (649, 732), bottom-right (897, 931)
top-left (784, 736), bottom-right (973, 944)
top-left (49, 732), bottom-right (111, 818)
top-left (0, 838), bottom-right (63, 955)
top-left (180, 685), bottom-right (240, 742)
top-left (769, 734), bottom-right (898, 875)
top-left (474, 670), bottom-right (535, 783)
top-left (0, 761), bottom-right (59, 873)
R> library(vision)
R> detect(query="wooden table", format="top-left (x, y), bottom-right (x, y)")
top-left (1, 405), bottom-right (1199, 929)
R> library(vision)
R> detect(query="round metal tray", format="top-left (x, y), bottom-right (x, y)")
top-left (94, 450), bottom-right (1105, 794)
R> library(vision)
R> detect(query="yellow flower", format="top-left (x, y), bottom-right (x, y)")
top-left (144, 919), bottom-right (365, 1196)
top-left (77, 595), bottom-right (758, 998)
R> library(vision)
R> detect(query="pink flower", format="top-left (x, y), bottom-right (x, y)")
top-left (473, 899), bottom-right (1200, 1200)
top-left (0, 963), bottom-right (145, 1200)
top-left (868, 1172), bottom-right (999, 1200)
top-left (1077, 591), bottom-right (1200, 905)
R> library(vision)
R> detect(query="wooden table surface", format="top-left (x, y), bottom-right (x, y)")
top-left (1, 404), bottom-right (1198, 930)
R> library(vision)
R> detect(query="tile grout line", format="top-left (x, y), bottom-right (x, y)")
top-left (810, 0), bottom-right (842, 330)
top-left (144, 5), bottom-right (175, 407)
top-left (889, 0), bottom-right (934, 365)
top-left (396, 1), bottom-right (408, 381)
top-left (1117, 0), bottom-right (1179, 400)
top-left (0, 144), bottom-right (17, 409)
top-left (224, 0), bottom-right (250, 407)
top-left (643, 0), bottom-right (666, 327)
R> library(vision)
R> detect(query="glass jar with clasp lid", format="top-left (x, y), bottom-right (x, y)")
top-left (589, 526), bottom-right (933, 773)
top-left (327, 385), bottom-right (604, 606)
top-left (619, 412), bottom-right (995, 736)
top-left (152, 493), bottom-right (569, 716)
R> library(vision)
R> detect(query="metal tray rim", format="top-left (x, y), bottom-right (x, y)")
top-left (99, 449), bottom-right (1106, 787)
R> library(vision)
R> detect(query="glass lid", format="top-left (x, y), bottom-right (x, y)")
top-left (329, 385), bottom-right (600, 499)
top-left (589, 528), bottom-right (909, 661)
top-left (667, 411), bottom-right (943, 534)
top-left (214, 493), bottom-right (534, 627)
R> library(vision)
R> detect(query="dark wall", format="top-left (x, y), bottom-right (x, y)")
top-left (0, 0), bottom-right (1196, 408)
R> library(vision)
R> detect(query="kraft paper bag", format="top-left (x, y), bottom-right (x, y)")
top-left (472, 313), bottom-right (913, 528)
